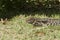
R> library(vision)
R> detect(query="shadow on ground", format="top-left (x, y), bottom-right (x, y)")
top-left (0, 8), bottom-right (60, 20)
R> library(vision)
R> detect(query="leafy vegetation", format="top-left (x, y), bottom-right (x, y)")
top-left (0, 0), bottom-right (60, 19)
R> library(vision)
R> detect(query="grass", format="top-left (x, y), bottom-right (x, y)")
top-left (0, 13), bottom-right (60, 40)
